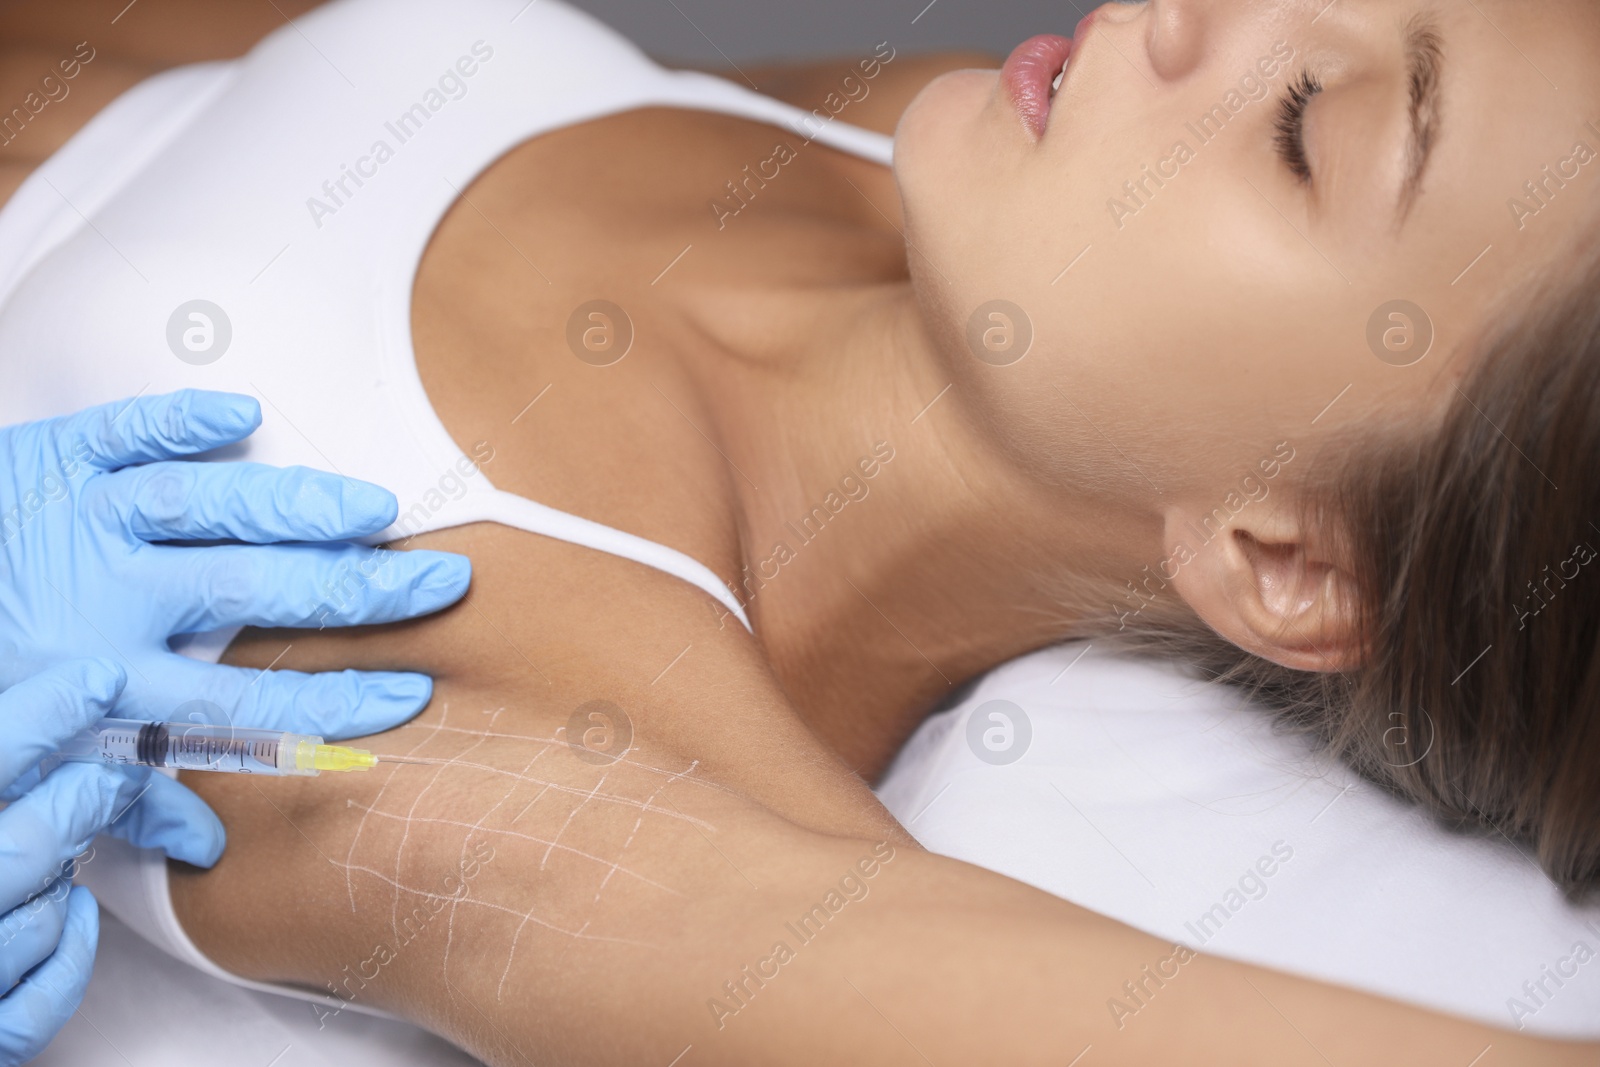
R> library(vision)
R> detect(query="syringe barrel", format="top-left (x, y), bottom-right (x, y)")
top-left (55, 718), bottom-right (323, 776)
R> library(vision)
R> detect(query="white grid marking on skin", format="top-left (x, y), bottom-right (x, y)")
top-left (586, 760), bottom-right (697, 911)
top-left (497, 758), bottom-right (597, 999)
top-left (493, 755), bottom-right (697, 1000)
top-left (343, 704), bottom-right (451, 911)
top-left (402, 721), bottom-right (738, 793)
top-left (439, 713), bottom-right (527, 984)
top-left (380, 753), bottom-right (718, 829)
top-left (541, 767), bottom-right (613, 872)
top-left (494, 912), bottom-right (534, 1000)
top-left (388, 710), bottom-right (500, 941)
top-left (340, 714), bottom-right (711, 994)
top-left (329, 861), bottom-right (660, 948)
top-left (515, 751), bottom-right (566, 825)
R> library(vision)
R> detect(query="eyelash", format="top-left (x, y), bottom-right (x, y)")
top-left (1273, 70), bottom-right (1324, 184)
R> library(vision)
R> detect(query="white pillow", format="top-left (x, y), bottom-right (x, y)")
top-left (875, 641), bottom-right (1600, 1038)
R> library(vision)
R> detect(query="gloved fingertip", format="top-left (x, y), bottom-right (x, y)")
top-left (63, 885), bottom-right (100, 948)
top-left (43, 888), bottom-right (102, 1005)
top-left (189, 390), bottom-right (262, 441)
top-left (75, 659), bottom-right (128, 707)
top-left (65, 884), bottom-right (97, 912)
top-left (355, 672), bottom-right (434, 729)
top-left (382, 671), bottom-right (434, 707)
top-left (340, 479), bottom-right (400, 533)
top-left (416, 552), bottom-right (472, 607)
top-left (183, 817), bottom-right (226, 869)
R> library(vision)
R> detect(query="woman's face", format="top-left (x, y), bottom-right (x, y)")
top-left (895, 0), bottom-right (1600, 516)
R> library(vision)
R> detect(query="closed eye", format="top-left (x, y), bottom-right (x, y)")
top-left (1273, 70), bottom-right (1323, 185)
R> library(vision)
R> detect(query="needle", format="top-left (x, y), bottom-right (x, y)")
top-left (374, 753), bottom-right (454, 767)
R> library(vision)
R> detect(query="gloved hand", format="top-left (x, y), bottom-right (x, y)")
top-left (0, 389), bottom-right (471, 740)
top-left (0, 660), bottom-right (225, 1066)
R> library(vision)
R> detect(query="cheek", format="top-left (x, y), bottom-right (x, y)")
top-left (896, 70), bottom-right (1359, 488)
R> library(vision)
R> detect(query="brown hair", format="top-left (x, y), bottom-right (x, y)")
top-left (1134, 248), bottom-right (1600, 900)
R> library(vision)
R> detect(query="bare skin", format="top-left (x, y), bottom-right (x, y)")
top-left (4, 1), bottom-right (1598, 1064)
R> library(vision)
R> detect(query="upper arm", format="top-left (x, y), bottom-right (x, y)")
top-left (175, 528), bottom-right (1590, 1067)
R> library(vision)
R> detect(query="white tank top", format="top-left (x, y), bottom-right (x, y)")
top-left (0, 0), bottom-right (894, 632)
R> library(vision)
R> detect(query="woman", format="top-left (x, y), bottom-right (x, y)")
top-left (3, 0), bottom-right (1597, 1061)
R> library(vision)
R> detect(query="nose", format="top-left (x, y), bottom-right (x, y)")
top-left (1135, 0), bottom-right (1223, 82)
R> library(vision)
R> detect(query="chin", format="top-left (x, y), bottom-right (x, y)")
top-left (893, 67), bottom-right (998, 187)
top-left (893, 67), bottom-right (998, 262)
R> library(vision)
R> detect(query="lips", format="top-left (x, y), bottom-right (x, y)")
top-left (1001, 34), bottom-right (1074, 139)
top-left (1001, 10), bottom-right (1097, 140)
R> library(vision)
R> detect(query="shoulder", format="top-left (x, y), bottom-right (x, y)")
top-left (711, 49), bottom-right (1002, 137)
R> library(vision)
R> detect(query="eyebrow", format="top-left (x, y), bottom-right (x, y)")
top-left (1398, 14), bottom-right (1444, 220)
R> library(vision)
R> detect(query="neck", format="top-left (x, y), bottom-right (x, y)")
top-left (679, 278), bottom-right (1161, 775)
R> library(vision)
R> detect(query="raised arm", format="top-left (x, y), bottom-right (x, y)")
top-left (168, 523), bottom-right (1595, 1067)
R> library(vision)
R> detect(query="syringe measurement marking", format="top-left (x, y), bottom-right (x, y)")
top-left (170, 735), bottom-right (278, 773)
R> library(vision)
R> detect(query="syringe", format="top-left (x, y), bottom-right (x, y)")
top-left (49, 718), bottom-right (379, 777)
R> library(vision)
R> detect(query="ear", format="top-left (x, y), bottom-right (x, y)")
top-left (1161, 503), bottom-right (1363, 672)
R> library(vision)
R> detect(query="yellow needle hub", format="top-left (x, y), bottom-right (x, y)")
top-left (313, 743), bottom-right (378, 772)
top-left (292, 739), bottom-right (379, 774)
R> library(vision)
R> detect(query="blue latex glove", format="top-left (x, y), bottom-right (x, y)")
top-left (0, 389), bottom-right (470, 739)
top-left (0, 660), bottom-right (225, 1066)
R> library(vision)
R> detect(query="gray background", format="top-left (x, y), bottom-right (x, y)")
top-left (562, 0), bottom-right (1091, 65)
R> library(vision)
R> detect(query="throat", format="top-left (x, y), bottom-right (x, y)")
top-left (679, 286), bottom-right (1111, 777)
top-left (749, 504), bottom-right (1103, 780)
